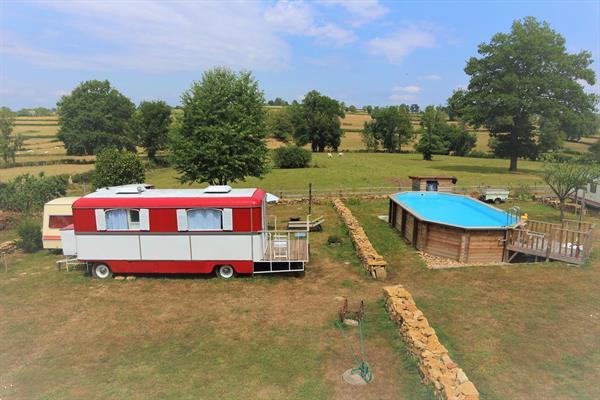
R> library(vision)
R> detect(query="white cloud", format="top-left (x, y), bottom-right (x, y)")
top-left (368, 26), bottom-right (436, 64)
top-left (392, 85), bottom-right (421, 94)
top-left (264, 0), bottom-right (314, 35)
top-left (422, 74), bottom-right (441, 81)
top-left (264, 0), bottom-right (356, 46)
top-left (2, 1), bottom-right (292, 73)
top-left (307, 23), bottom-right (356, 46)
top-left (389, 84), bottom-right (421, 102)
top-left (390, 94), bottom-right (415, 102)
top-left (320, 0), bottom-right (389, 26)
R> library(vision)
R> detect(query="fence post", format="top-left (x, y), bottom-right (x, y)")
top-left (545, 226), bottom-right (553, 261)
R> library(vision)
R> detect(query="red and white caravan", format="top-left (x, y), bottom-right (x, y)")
top-left (60, 184), bottom-right (309, 279)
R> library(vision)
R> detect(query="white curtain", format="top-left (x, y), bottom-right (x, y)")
top-left (106, 209), bottom-right (129, 230)
top-left (188, 209), bottom-right (222, 230)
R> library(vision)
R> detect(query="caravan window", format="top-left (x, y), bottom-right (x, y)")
top-left (187, 209), bottom-right (222, 230)
top-left (106, 209), bottom-right (140, 230)
top-left (49, 215), bottom-right (73, 229)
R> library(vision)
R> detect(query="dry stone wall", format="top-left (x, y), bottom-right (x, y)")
top-left (383, 285), bottom-right (480, 400)
top-left (332, 199), bottom-right (387, 279)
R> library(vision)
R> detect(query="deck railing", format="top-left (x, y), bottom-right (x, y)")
top-left (262, 230), bottom-right (309, 262)
top-left (506, 219), bottom-right (595, 264)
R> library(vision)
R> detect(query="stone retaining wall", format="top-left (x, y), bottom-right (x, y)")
top-left (332, 198), bottom-right (387, 279)
top-left (383, 285), bottom-right (479, 400)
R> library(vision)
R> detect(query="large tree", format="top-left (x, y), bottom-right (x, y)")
top-left (451, 17), bottom-right (597, 171)
top-left (130, 100), bottom-right (172, 162)
top-left (0, 107), bottom-right (22, 164)
top-left (57, 80), bottom-right (136, 155)
top-left (170, 67), bottom-right (269, 185)
top-left (289, 90), bottom-right (345, 152)
top-left (416, 106), bottom-right (449, 160)
top-left (266, 108), bottom-right (294, 142)
top-left (362, 106), bottom-right (413, 152)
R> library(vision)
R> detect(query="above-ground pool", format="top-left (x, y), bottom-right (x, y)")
top-left (391, 192), bottom-right (518, 229)
top-left (388, 192), bottom-right (519, 263)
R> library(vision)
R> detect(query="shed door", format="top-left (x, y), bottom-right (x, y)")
top-left (426, 180), bottom-right (439, 191)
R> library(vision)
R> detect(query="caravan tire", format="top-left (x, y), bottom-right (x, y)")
top-left (216, 265), bottom-right (235, 279)
top-left (92, 263), bottom-right (113, 280)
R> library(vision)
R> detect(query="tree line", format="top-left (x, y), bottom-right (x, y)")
top-left (1, 16), bottom-right (597, 187)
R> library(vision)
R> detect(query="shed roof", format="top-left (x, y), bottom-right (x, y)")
top-left (408, 175), bottom-right (457, 180)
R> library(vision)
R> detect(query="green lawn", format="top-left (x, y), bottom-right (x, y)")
top-left (0, 203), bottom-right (434, 400)
top-left (146, 153), bottom-right (546, 193)
top-left (346, 198), bottom-right (600, 400)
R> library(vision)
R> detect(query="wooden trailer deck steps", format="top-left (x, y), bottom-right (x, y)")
top-left (505, 219), bottom-right (595, 265)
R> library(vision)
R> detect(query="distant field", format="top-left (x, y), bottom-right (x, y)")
top-left (147, 152), bottom-right (546, 192)
top-left (3, 114), bottom-right (595, 184)
top-left (0, 164), bottom-right (93, 181)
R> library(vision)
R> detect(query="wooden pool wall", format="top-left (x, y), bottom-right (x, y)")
top-left (388, 199), bottom-right (507, 263)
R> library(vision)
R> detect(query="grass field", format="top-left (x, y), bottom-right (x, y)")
top-left (146, 152), bottom-right (546, 192)
top-left (346, 198), bottom-right (600, 400)
top-left (2, 198), bottom-right (598, 399)
top-left (0, 203), bottom-right (435, 400)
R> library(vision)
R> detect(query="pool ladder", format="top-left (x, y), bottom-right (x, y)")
top-left (506, 206), bottom-right (521, 227)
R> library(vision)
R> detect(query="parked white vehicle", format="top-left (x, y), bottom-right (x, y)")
top-left (479, 188), bottom-right (509, 204)
top-left (573, 180), bottom-right (599, 209)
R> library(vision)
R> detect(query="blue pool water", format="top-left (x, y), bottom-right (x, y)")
top-left (392, 192), bottom-right (518, 228)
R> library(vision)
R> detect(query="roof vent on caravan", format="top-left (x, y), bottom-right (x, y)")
top-left (204, 185), bottom-right (232, 193)
top-left (95, 184), bottom-right (154, 194)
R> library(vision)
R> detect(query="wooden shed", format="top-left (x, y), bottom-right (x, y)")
top-left (409, 176), bottom-right (457, 192)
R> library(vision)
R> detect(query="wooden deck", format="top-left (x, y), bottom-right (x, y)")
top-left (261, 234), bottom-right (309, 262)
top-left (506, 219), bottom-right (595, 265)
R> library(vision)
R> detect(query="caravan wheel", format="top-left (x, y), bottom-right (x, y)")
top-left (216, 265), bottom-right (235, 279)
top-left (92, 263), bottom-right (113, 280)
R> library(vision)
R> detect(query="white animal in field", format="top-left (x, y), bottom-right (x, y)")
top-left (338, 152), bottom-right (343, 157)
top-left (328, 153), bottom-right (333, 158)
top-left (44, 151), bottom-right (49, 154)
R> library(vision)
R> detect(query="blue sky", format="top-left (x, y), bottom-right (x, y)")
top-left (1, 0), bottom-right (599, 109)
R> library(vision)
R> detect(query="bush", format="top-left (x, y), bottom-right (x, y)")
top-left (467, 150), bottom-right (496, 159)
top-left (93, 147), bottom-right (145, 188)
top-left (0, 173), bottom-right (68, 213)
top-left (272, 145), bottom-right (312, 168)
top-left (71, 170), bottom-right (94, 184)
top-left (16, 219), bottom-right (42, 253)
top-left (511, 184), bottom-right (533, 200)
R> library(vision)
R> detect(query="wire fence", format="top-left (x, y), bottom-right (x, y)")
top-left (270, 184), bottom-right (553, 200)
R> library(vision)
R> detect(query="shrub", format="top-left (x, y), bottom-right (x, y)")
top-left (272, 145), bottom-right (312, 169)
top-left (93, 147), bottom-right (145, 188)
top-left (0, 173), bottom-right (68, 213)
top-left (467, 150), bottom-right (496, 159)
top-left (71, 170), bottom-right (94, 184)
top-left (16, 219), bottom-right (42, 253)
top-left (511, 184), bottom-right (533, 200)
